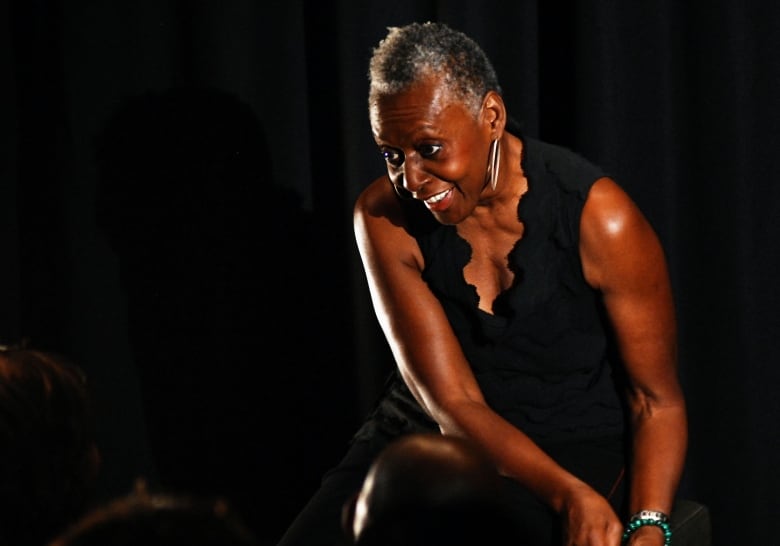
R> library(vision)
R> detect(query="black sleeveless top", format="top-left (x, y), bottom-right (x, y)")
top-left (384, 135), bottom-right (626, 445)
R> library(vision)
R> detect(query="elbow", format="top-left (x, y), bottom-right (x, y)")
top-left (627, 386), bottom-right (687, 426)
top-left (423, 390), bottom-right (489, 436)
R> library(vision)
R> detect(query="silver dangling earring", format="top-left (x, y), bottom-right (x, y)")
top-left (487, 138), bottom-right (501, 191)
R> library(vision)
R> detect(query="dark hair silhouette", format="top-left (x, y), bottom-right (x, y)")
top-left (0, 342), bottom-right (100, 546)
top-left (346, 433), bottom-right (523, 546)
top-left (51, 480), bottom-right (258, 546)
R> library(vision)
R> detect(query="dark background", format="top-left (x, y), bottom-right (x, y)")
top-left (3, 1), bottom-right (778, 545)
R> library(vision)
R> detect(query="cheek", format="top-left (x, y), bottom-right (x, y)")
top-left (438, 149), bottom-right (481, 183)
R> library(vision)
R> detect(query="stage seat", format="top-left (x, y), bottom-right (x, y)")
top-left (670, 499), bottom-right (712, 546)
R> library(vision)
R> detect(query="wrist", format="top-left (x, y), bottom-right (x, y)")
top-left (548, 477), bottom-right (591, 513)
top-left (624, 524), bottom-right (666, 544)
top-left (622, 510), bottom-right (671, 545)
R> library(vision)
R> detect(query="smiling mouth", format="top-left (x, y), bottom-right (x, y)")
top-left (424, 188), bottom-right (452, 205)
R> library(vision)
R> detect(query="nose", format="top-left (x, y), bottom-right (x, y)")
top-left (399, 156), bottom-right (427, 195)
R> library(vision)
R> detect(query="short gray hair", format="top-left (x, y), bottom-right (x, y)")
top-left (368, 22), bottom-right (502, 116)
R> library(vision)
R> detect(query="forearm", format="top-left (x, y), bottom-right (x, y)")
top-left (627, 401), bottom-right (688, 515)
top-left (433, 398), bottom-right (588, 512)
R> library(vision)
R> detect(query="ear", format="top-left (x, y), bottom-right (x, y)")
top-left (481, 91), bottom-right (506, 139)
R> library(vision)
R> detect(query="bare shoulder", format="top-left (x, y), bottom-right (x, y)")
top-left (353, 175), bottom-right (408, 233)
top-left (580, 177), bottom-right (646, 240)
top-left (580, 177), bottom-right (666, 290)
top-left (354, 175), bottom-right (397, 217)
top-left (354, 175), bottom-right (422, 269)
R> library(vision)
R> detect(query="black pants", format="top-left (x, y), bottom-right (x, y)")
top-left (277, 376), bottom-right (626, 546)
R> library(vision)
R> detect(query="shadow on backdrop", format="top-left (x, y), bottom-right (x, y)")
top-left (93, 86), bottom-right (344, 542)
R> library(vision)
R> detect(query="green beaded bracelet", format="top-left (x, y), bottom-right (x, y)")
top-left (621, 517), bottom-right (672, 545)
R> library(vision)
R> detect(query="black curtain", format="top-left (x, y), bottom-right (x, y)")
top-left (3, 1), bottom-right (778, 545)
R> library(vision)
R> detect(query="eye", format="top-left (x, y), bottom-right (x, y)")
top-left (380, 148), bottom-right (404, 167)
top-left (418, 144), bottom-right (442, 158)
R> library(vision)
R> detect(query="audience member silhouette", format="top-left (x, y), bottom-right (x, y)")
top-left (342, 433), bottom-right (523, 546)
top-left (0, 341), bottom-right (101, 546)
top-left (93, 86), bottom-right (354, 543)
top-left (49, 479), bottom-right (259, 546)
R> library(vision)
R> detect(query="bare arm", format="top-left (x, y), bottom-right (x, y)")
top-left (580, 177), bottom-right (688, 546)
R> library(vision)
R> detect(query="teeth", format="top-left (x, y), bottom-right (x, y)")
top-left (426, 189), bottom-right (449, 204)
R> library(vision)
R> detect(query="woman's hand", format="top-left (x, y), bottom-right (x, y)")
top-left (559, 482), bottom-right (623, 546)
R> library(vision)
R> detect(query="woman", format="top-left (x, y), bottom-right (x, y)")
top-left (280, 21), bottom-right (686, 546)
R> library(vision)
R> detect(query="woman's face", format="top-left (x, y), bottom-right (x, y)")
top-left (370, 76), bottom-right (492, 225)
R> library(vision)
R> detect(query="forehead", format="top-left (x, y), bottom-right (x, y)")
top-left (370, 77), bottom-right (474, 142)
